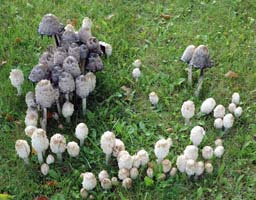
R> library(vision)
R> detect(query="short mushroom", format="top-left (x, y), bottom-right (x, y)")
top-left (181, 100), bottom-right (195, 125)
top-left (149, 92), bottom-right (159, 106)
top-left (99, 41), bottom-right (112, 57)
top-left (132, 68), bottom-right (141, 82)
top-left (50, 133), bottom-right (66, 161)
top-left (81, 172), bottom-right (97, 191)
top-left (184, 145), bottom-right (198, 161)
top-left (15, 140), bottom-right (30, 164)
top-left (154, 138), bottom-right (172, 163)
top-left (67, 141), bottom-right (80, 157)
top-left (78, 17), bottom-right (93, 44)
top-left (200, 97), bottom-right (216, 115)
top-left (9, 69), bottom-right (24, 96)
top-left (41, 163), bottom-right (49, 176)
top-left (86, 53), bottom-right (103, 72)
top-left (63, 56), bottom-right (81, 78)
top-left (62, 101), bottom-right (74, 123)
top-left (190, 126), bottom-right (205, 146)
top-left (75, 123), bottom-right (89, 146)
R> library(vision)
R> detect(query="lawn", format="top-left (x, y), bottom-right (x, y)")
top-left (0, 0), bottom-right (256, 199)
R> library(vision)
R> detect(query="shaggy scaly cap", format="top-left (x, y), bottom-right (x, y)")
top-left (100, 131), bottom-right (116, 155)
top-left (82, 172), bottom-right (97, 191)
top-left (63, 56), bottom-right (81, 77)
top-left (53, 47), bottom-right (68, 65)
top-left (118, 168), bottom-right (130, 180)
top-left (67, 141), bottom-right (80, 157)
top-left (75, 75), bottom-right (91, 98)
top-left (185, 159), bottom-right (196, 176)
top-left (176, 155), bottom-right (187, 173)
top-left (130, 168), bottom-right (139, 180)
top-left (136, 149), bottom-right (149, 166)
top-left (25, 126), bottom-right (37, 138)
top-left (25, 91), bottom-right (37, 108)
top-left (154, 138), bottom-right (172, 163)
top-left (58, 72), bottom-right (75, 93)
top-left (118, 153), bottom-right (133, 170)
top-left (25, 111), bottom-right (38, 127)
top-left (101, 178), bottom-right (112, 190)
top-left (112, 139), bottom-right (125, 157)
top-left (202, 146), bottom-right (213, 160)
top-left (31, 129), bottom-right (49, 153)
top-left (200, 98), bottom-right (216, 114)
top-left (228, 103), bottom-right (236, 113)
top-left (195, 161), bottom-right (204, 176)
top-left (213, 105), bottom-right (225, 118)
top-left (9, 69), bottom-right (24, 87)
top-left (38, 13), bottom-right (64, 36)
top-left (190, 45), bottom-right (212, 69)
top-left (35, 80), bottom-right (55, 108)
top-left (190, 126), bottom-right (205, 146)
top-left (122, 178), bottom-right (132, 189)
top-left (29, 64), bottom-right (50, 83)
top-left (181, 45), bottom-right (196, 63)
top-left (15, 140), bottom-right (30, 160)
top-left (205, 162), bottom-right (213, 174)
top-left (234, 107), bottom-right (243, 118)
top-left (184, 145), bottom-right (198, 161)
top-left (50, 133), bottom-right (66, 154)
top-left (181, 100), bottom-right (195, 120)
top-left (98, 170), bottom-right (109, 182)
top-left (132, 68), bottom-right (141, 80)
top-left (146, 167), bottom-right (154, 178)
top-left (162, 159), bottom-right (172, 173)
top-left (223, 113), bottom-right (234, 129)
top-left (68, 43), bottom-right (80, 61)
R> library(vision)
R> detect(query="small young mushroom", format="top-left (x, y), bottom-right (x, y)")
top-left (162, 159), bottom-right (172, 173)
top-left (132, 68), bottom-right (141, 82)
top-left (86, 37), bottom-right (102, 54)
top-left (61, 30), bottom-right (79, 49)
top-left (228, 103), bottom-right (237, 113)
top-left (25, 125), bottom-right (37, 138)
top-left (25, 110), bottom-right (38, 127)
top-left (184, 145), bottom-right (198, 161)
top-left (81, 172), bottom-right (97, 191)
top-left (190, 126), bottom-right (205, 146)
top-left (214, 139), bottom-right (223, 147)
top-left (100, 131), bottom-right (116, 163)
top-left (200, 98), bottom-right (216, 114)
top-left (111, 177), bottom-right (119, 186)
top-left (185, 159), bottom-right (196, 176)
top-left (154, 138), bottom-right (172, 163)
top-left (130, 168), bottom-right (139, 180)
top-left (58, 71), bottom-right (75, 101)
top-left (205, 162), bottom-right (213, 174)
top-left (25, 91), bottom-right (37, 108)
top-left (98, 170), bottom-right (109, 182)
top-left (180, 45), bottom-right (196, 85)
top-left (9, 69), bottom-right (24, 96)
top-left (170, 167), bottom-right (177, 177)
top-left (99, 41), bottom-right (112, 57)
top-left (223, 113), bottom-right (234, 131)
top-left (122, 178), bottom-right (132, 189)
top-left (214, 146), bottom-right (224, 158)
top-left (202, 146), bottom-right (213, 160)
top-left (75, 123), bottom-right (89, 146)
top-left (149, 92), bottom-right (159, 106)
top-left (112, 138), bottom-right (125, 157)
top-left (118, 168), bottom-right (130, 180)
top-left (41, 163), bottom-right (49, 176)
top-left (214, 118), bottom-right (223, 129)
top-left (146, 167), bottom-right (154, 178)
top-left (62, 101), bottom-right (74, 123)
top-left (234, 107), bottom-right (243, 118)
top-left (181, 100), bottom-right (195, 125)
top-left (101, 178), bottom-right (112, 190)
top-left (51, 65), bottom-right (64, 86)
top-left (67, 141), bottom-right (80, 157)
top-left (213, 105), bottom-right (225, 118)
top-left (176, 155), bottom-right (187, 173)
top-left (195, 161), bottom-right (204, 176)
top-left (80, 188), bottom-right (88, 199)
top-left (15, 140), bottom-right (30, 164)
top-left (50, 133), bottom-right (66, 161)
top-left (46, 154), bottom-right (55, 165)
top-left (132, 59), bottom-right (142, 68)
top-left (53, 47), bottom-right (68, 66)
top-left (39, 50), bottom-right (54, 70)
top-left (78, 17), bottom-right (92, 44)
top-left (232, 92), bottom-right (240, 105)
top-left (31, 128), bottom-right (49, 164)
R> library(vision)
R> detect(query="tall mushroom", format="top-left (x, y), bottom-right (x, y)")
top-left (78, 17), bottom-right (93, 44)
top-left (31, 128), bottom-right (49, 164)
top-left (50, 133), bottom-right (66, 161)
top-left (35, 80), bottom-right (55, 130)
top-left (181, 100), bottom-right (195, 125)
top-left (9, 69), bottom-right (24, 96)
top-left (58, 71), bottom-right (75, 101)
top-left (100, 131), bottom-right (116, 163)
top-left (189, 45), bottom-right (213, 96)
top-left (154, 138), bottom-right (172, 163)
top-left (15, 140), bottom-right (30, 164)
top-left (75, 123), bottom-right (89, 146)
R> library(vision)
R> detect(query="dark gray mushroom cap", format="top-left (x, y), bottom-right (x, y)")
top-left (86, 53), bottom-right (103, 72)
top-left (38, 13), bottom-right (64, 36)
top-left (86, 37), bottom-right (102, 54)
top-left (58, 71), bottom-right (75, 93)
top-left (29, 64), bottom-right (50, 83)
top-left (80, 44), bottom-right (89, 59)
top-left (68, 43), bottom-right (80, 61)
top-left (53, 47), bottom-right (68, 65)
top-left (51, 65), bottom-right (64, 86)
top-left (189, 45), bottom-right (213, 69)
top-left (78, 27), bottom-right (91, 44)
top-left (62, 30), bottom-right (79, 43)
top-left (181, 45), bottom-right (196, 64)
top-left (63, 56), bottom-right (81, 77)
top-left (39, 51), bottom-right (54, 70)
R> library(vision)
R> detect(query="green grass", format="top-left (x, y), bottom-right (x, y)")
top-left (0, 0), bottom-right (256, 199)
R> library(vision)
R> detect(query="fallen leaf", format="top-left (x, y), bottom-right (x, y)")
top-left (47, 112), bottom-right (53, 119)
top-left (166, 128), bottom-right (173, 133)
top-left (106, 14), bottom-right (115, 20)
top-left (45, 180), bottom-right (58, 187)
top-left (0, 60), bottom-right (7, 67)
top-left (58, 124), bottom-right (64, 129)
top-left (160, 14), bottom-right (171, 20)
top-left (14, 120), bottom-right (22, 125)
top-left (121, 86), bottom-right (131, 96)
top-left (225, 70), bottom-right (239, 78)
top-left (66, 18), bottom-right (78, 28)
top-left (5, 114), bottom-right (14, 122)
top-left (15, 37), bottom-right (22, 44)
top-left (34, 196), bottom-right (48, 200)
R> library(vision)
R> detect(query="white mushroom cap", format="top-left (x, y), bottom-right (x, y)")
top-left (25, 111), bottom-right (38, 127)
top-left (234, 107), bottom-right (243, 118)
top-left (202, 146), bottom-right (213, 160)
top-left (58, 72), bottom-right (75, 94)
top-left (185, 159), bottom-right (196, 176)
top-left (35, 80), bottom-right (56, 108)
top-left (31, 128), bottom-right (49, 153)
top-left (98, 170), bottom-right (109, 182)
top-left (75, 123), bottom-right (89, 145)
top-left (50, 133), bottom-right (66, 154)
top-left (162, 159), bottom-right (172, 173)
top-left (112, 138), bottom-right (125, 157)
top-left (25, 126), bottom-right (37, 137)
top-left (9, 69), bottom-right (24, 87)
top-left (130, 167), bottom-right (139, 180)
top-left (15, 140), bottom-right (30, 160)
top-left (132, 154), bottom-right (141, 168)
top-left (41, 163), bottom-right (49, 176)
top-left (214, 139), bottom-right (223, 147)
top-left (132, 68), bottom-right (141, 80)
top-left (149, 92), bottom-right (159, 106)
top-left (223, 113), bottom-right (234, 129)
top-left (101, 178), bottom-right (112, 190)
top-left (200, 98), bottom-right (216, 114)
top-left (80, 188), bottom-right (88, 199)
top-left (181, 100), bottom-right (195, 120)
top-left (137, 149), bottom-right (149, 166)
top-left (99, 41), bottom-right (112, 57)
top-left (100, 131), bottom-right (116, 155)
top-left (67, 141), bottom-right (80, 157)
top-left (176, 154), bottom-right (187, 172)
top-left (122, 178), bottom-right (132, 189)
top-left (118, 168), bottom-right (130, 180)
top-left (214, 118), bottom-right (223, 129)
top-left (25, 91), bottom-right (37, 108)
top-left (228, 103), bottom-right (237, 113)
top-left (46, 154), bottom-right (55, 164)
top-left (146, 167), bottom-right (154, 178)
top-left (195, 161), bottom-right (204, 176)
top-left (170, 167), bottom-right (177, 177)
top-left (132, 59), bottom-right (142, 68)
top-left (181, 45), bottom-right (196, 63)
top-left (111, 177), bottom-right (119, 186)
top-left (82, 172), bottom-right (97, 190)
top-left (76, 75), bottom-right (91, 98)
top-left (190, 126), bottom-right (205, 146)
top-left (232, 92), bottom-right (240, 105)
top-left (213, 105), bottom-right (225, 118)
top-left (214, 146), bottom-right (224, 158)
top-left (62, 101), bottom-right (74, 118)
top-left (154, 138), bottom-right (172, 163)
top-left (205, 162), bottom-right (213, 174)
top-left (118, 153), bottom-right (133, 169)
top-left (184, 145), bottom-right (198, 161)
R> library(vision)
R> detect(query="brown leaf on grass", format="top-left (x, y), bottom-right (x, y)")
top-left (106, 14), bottom-right (115, 20)
top-left (32, 147), bottom-right (37, 155)
top-left (34, 196), bottom-right (49, 200)
top-left (160, 14), bottom-right (171, 20)
top-left (166, 128), bottom-right (173, 133)
top-left (15, 37), bottom-right (22, 43)
top-left (5, 114), bottom-right (15, 122)
top-left (14, 120), bottom-right (22, 125)
top-left (225, 70), bottom-right (239, 78)
top-left (0, 60), bottom-right (7, 67)
top-left (47, 112), bottom-right (53, 119)
top-left (66, 18), bottom-right (78, 28)
top-left (45, 181), bottom-right (58, 187)
top-left (121, 86), bottom-right (131, 95)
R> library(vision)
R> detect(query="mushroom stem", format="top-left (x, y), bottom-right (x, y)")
top-left (38, 151), bottom-right (44, 164)
top-left (157, 158), bottom-right (163, 164)
top-left (65, 93), bottom-right (69, 101)
top-left (42, 108), bottom-right (47, 131)
top-left (106, 154), bottom-right (111, 164)
top-left (66, 116), bottom-right (71, 123)
top-left (185, 118), bottom-right (190, 125)
top-left (23, 157), bottom-right (29, 165)
top-left (54, 35), bottom-right (60, 47)
top-left (82, 98), bottom-right (87, 115)
top-left (195, 69), bottom-right (204, 97)
top-left (188, 64), bottom-right (192, 85)
top-left (16, 85), bottom-right (22, 96)
top-left (80, 139), bottom-right (84, 146)
top-left (57, 153), bottom-right (63, 162)
top-left (80, 59), bottom-right (85, 74)
top-left (56, 100), bottom-right (61, 116)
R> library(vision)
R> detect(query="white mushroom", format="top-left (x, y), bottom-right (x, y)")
top-left (190, 126), bottom-right (205, 146)
top-left (25, 126), bottom-right (37, 138)
top-left (46, 154), bottom-right (55, 165)
top-left (78, 17), bottom-right (92, 43)
top-left (81, 172), bottom-right (97, 191)
top-left (80, 188), bottom-right (88, 199)
top-left (118, 168), bottom-right (130, 180)
top-left (205, 162), bottom-right (213, 174)
top-left (214, 139), bottom-right (223, 147)
top-left (185, 159), bottom-right (196, 176)
top-left (41, 163), bottom-right (49, 176)
top-left (136, 149), bottom-right (149, 166)
top-left (50, 133), bottom-right (66, 161)
top-left (118, 153), bottom-right (133, 170)
top-left (195, 161), bottom-right (204, 176)
top-left (176, 155), bottom-right (187, 173)
top-left (101, 178), bottom-right (112, 190)
top-left (162, 159), bottom-right (172, 173)
top-left (234, 107), bottom-right (243, 118)
top-left (25, 110), bottom-right (38, 127)
top-left (232, 92), bottom-right (240, 105)
top-left (170, 167), bottom-right (177, 177)
top-left (111, 177), bottom-right (119, 186)
top-left (214, 146), bottom-right (224, 158)
top-left (154, 138), bottom-right (172, 163)
top-left (58, 72), bottom-right (75, 101)
top-left (98, 170), bottom-right (109, 182)
top-left (200, 98), bottom-right (216, 114)
top-left (62, 101), bottom-right (74, 123)
top-left (130, 167), bottom-right (139, 179)
top-left (31, 128), bottom-right (49, 164)
top-left (202, 146), bottom-right (213, 160)
top-left (228, 103), bottom-right (237, 113)
top-left (9, 69), bottom-right (24, 96)
top-left (132, 59), bottom-right (142, 68)
top-left (213, 105), bottom-right (225, 118)
top-left (75, 123), bottom-right (89, 146)
top-left (184, 145), bottom-right (198, 161)
top-left (122, 178), bottom-right (132, 189)
top-left (100, 131), bottom-right (116, 163)
top-left (25, 91), bottom-right (37, 108)
top-left (112, 138), bottom-right (125, 157)
top-left (67, 141), bottom-right (80, 157)
top-left (15, 140), bottom-right (30, 164)
top-left (181, 100), bottom-right (195, 125)
top-left (214, 118), bottom-right (223, 129)
top-left (146, 167), bottom-right (154, 178)
top-left (149, 92), bottom-right (159, 106)
top-left (132, 68), bottom-right (141, 82)
top-left (223, 113), bottom-right (234, 130)
top-left (99, 41), bottom-right (112, 57)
